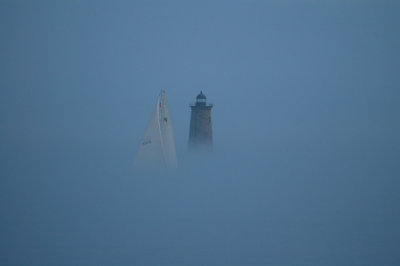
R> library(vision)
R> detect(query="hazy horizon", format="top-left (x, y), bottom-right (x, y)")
top-left (1, 1), bottom-right (399, 265)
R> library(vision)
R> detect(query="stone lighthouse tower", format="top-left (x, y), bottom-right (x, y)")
top-left (189, 91), bottom-right (213, 149)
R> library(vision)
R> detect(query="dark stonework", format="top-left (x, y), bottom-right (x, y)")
top-left (189, 91), bottom-right (213, 149)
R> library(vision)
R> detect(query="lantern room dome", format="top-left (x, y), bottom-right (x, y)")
top-left (196, 91), bottom-right (206, 100)
top-left (191, 90), bottom-right (213, 108)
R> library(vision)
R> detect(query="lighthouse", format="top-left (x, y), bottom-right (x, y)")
top-left (189, 91), bottom-right (213, 149)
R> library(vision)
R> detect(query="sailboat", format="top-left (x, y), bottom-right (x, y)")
top-left (133, 89), bottom-right (178, 169)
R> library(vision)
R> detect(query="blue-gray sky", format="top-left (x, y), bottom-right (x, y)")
top-left (1, 1), bottom-right (399, 265)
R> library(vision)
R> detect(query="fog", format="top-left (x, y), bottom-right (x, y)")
top-left (1, 1), bottom-right (399, 265)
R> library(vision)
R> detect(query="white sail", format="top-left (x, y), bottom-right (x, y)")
top-left (133, 89), bottom-right (177, 169)
top-left (159, 89), bottom-right (178, 168)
